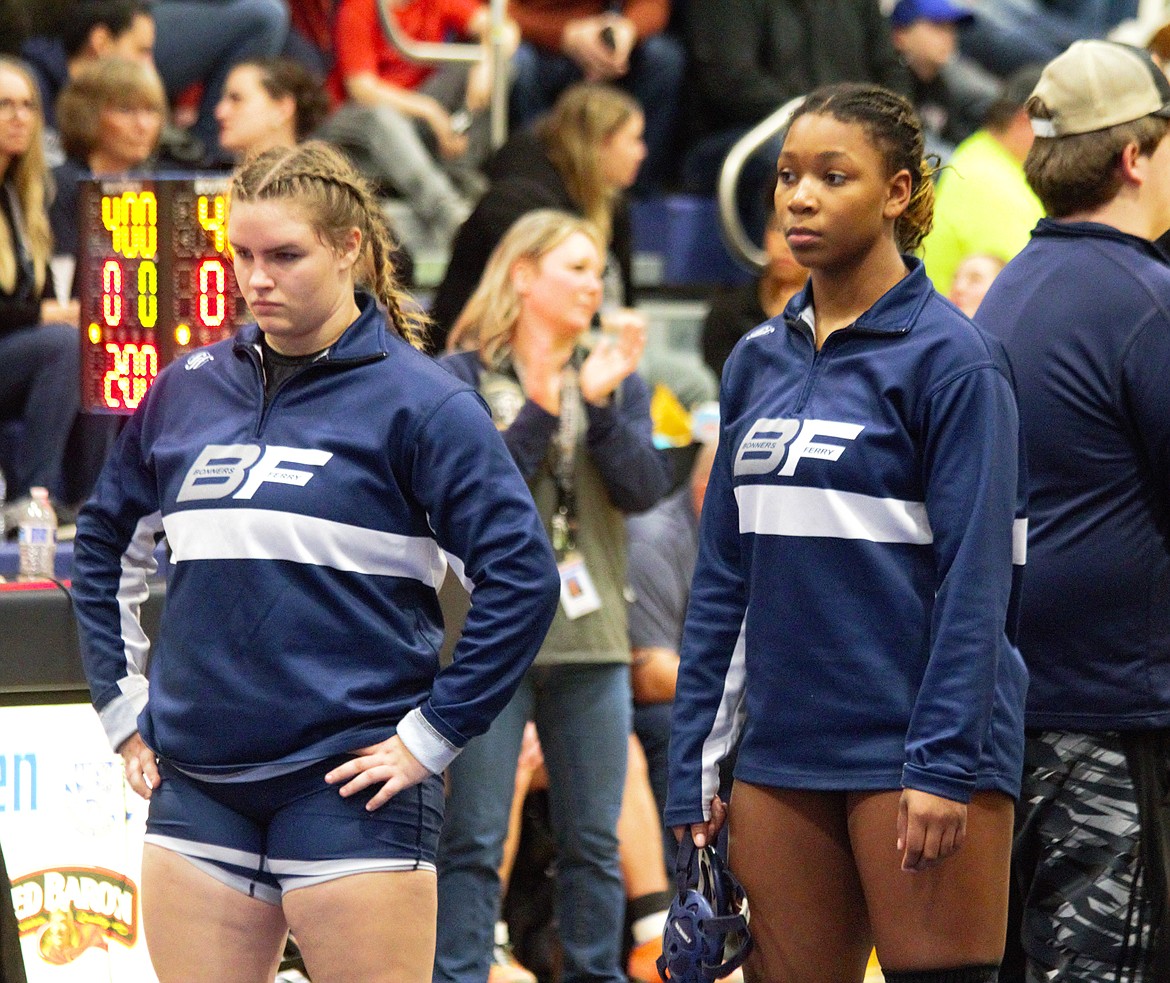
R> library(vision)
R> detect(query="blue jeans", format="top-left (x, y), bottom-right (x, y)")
top-left (435, 663), bottom-right (631, 983)
top-left (0, 323), bottom-right (79, 500)
top-left (153, 0), bottom-right (289, 159)
top-left (509, 35), bottom-right (685, 195)
top-left (958, 0), bottom-right (1134, 76)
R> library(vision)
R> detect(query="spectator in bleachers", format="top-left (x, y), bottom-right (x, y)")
top-left (890, 0), bottom-right (1001, 159)
top-left (0, 56), bottom-right (80, 521)
top-left (20, 1), bottom-right (205, 171)
top-left (216, 56), bottom-right (329, 158)
top-left (958, 0), bottom-right (1137, 76)
top-left (947, 253), bottom-right (1005, 318)
top-left (701, 175), bottom-right (808, 382)
top-left (506, 0), bottom-right (683, 195)
top-left (320, 0), bottom-right (517, 245)
top-left (436, 207), bottom-right (669, 983)
top-left (429, 82), bottom-right (645, 351)
top-left (50, 57), bottom-right (165, 259)
top-left (920, 65), bottom-right (1044, 295)
top-left (151, 0), bottom-right (289, 163)
top-left (683, 0), bottom-right (910, 243)
top-left (20, 0), bottom-right (154, 132)
top-left (215, 55), bottom-right (417, 283)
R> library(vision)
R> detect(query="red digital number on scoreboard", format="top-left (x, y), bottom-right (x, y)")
top-left (198, 258), bottom-right (227, 329)
top-left (102, 342), bottom-right (158, 410)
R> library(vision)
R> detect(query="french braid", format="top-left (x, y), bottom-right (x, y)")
top-left (230, 141), bottom-right (430, 350)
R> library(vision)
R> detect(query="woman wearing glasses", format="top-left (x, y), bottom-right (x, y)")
top-left (0, 55), bottom-right (79, 525)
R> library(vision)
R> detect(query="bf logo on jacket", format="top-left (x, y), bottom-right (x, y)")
top-left (734, 419), bottom-right (863, 477)
top-left (176, 444), bottom-right (333, 501)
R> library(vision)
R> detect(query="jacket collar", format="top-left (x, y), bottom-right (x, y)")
top-left (784, 256), bottom-right (934, 338)
top-left (1031, 217), bottom-right (1167, 261)
top-left (234, 291), bottom-right (391, 363)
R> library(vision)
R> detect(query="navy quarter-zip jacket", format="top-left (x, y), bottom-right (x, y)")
top-left (666, 259), bottom-right (1028, 826)
top-left (72, 293), bottom-right (560, 777)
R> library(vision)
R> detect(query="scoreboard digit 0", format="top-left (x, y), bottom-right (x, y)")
top-left (79, 177), bottom-right (248, 414)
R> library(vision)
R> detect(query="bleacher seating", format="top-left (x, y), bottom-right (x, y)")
top-left (630, 194), bottom-right (753, 290)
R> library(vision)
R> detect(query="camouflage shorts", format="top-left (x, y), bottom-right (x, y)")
top-left (1012, 730), bottom-right (1170, 983)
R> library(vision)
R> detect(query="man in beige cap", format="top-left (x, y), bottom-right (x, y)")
top-left (977, 39), bottom-right (1170, 983)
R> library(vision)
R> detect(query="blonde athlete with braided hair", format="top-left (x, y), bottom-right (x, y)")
top-left (665, 83), bottom-right (1029, 983)
top-left (71, 140), bottom-right (560, 983)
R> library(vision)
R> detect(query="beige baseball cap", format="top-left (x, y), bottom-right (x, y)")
top-left (1029, 40), bottom-right (1170, 138)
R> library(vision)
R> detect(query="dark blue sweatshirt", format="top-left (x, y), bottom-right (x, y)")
top-left (72, 294), bottom-right (560, 776)
top-left (978, 219), bottom-right (1170, 731)
top-left (666, 260), bottom-right (1028, 826)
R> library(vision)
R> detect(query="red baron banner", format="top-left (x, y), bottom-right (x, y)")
top-left (0, 704), bottom-right (157, 981)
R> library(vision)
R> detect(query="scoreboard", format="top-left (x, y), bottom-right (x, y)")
top-left (78, 177), bottom-right (250, 414)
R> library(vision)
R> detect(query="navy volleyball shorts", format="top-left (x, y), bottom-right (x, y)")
top-left (143, 755), bottom-right (445, 904)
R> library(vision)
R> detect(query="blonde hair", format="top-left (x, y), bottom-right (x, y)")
top-left (448, 209), bottom-right (605, 365)
top-left (57, 56), bottom-right (166, 163)
top-left (0, 57), bottom-right (50, 296)
top-left (230, 141), bottom-right (428, 349)
top-left (537, 83), bottom-right (640, 243)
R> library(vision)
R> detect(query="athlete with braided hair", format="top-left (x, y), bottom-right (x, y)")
top-left (228, 140), bottom-right (429, 349)
top-left (71, 140), bottom-right (560, 983)
top-left (664, 83), bottom-right (1028, 983)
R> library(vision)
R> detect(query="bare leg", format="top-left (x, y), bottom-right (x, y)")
top-left (848, 790), bottom-right (1013, 972)
top-left (500, 722), bottom-right (546, 891)
top-left (619, 734), bottom-right (671, 898)
top-left (727, 782), bottom-right (872, 983)
top-left (283, 870), bottom-right (437, 983)
top-left (140, 844), bottom-right (288, 983)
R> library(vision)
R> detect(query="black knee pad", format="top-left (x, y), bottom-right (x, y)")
top-left (882, 965), bottom-right (1000, 983)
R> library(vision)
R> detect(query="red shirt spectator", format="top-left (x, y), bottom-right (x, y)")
top-left (289, 0), bottom-right (336, 56)
top-left (508, 0), bottom-right (668, 54)
top-left (329, 0), bottom-right (481, 104)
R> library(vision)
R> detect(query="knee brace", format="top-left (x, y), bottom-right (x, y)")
top-left (882, 965), bottom-right (1000, 983)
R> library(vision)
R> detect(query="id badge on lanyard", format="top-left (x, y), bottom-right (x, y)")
top-left (553, 366), bottom-right (601, 620)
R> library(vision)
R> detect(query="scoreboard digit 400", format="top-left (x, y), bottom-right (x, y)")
top-left (79, 177), bottom-right (250, 414)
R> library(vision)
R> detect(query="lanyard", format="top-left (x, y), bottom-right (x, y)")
top-left (550, 365), bottom-right (582, 560)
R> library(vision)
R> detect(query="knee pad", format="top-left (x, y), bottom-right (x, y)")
top-left (882, 965), bottom-right (1000, 983)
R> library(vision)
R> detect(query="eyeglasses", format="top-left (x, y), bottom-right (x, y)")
top-left (0, 98), bottom-right (37, 119)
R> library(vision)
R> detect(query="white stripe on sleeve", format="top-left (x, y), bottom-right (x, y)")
top-left (700, 617), bottom-right (748, 816)
top-left (1013, 518), bottom-right (1028, 566)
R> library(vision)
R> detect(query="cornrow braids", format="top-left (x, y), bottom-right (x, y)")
top-left (791, 83), bottom-right (936, 252)
top-left (230, 141), bottom-right (430, 350)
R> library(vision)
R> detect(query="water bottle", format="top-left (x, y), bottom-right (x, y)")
top-left (0, 464), bottom-right (6, 539)
top-left (18, 487), bottom-right (57, 581)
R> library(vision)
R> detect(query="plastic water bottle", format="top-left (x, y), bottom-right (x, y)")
top-left (18, 487), bottom-right (57, 581)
